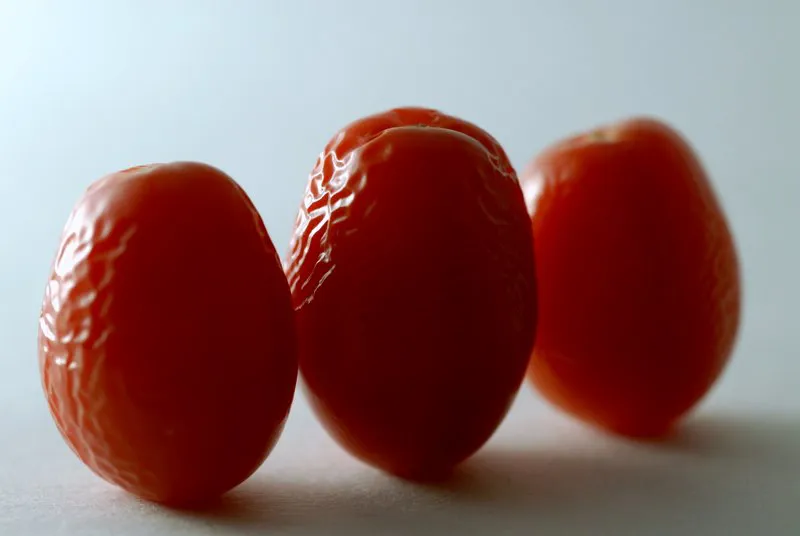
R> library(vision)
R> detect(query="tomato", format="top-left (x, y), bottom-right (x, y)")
top-left (285, 107), bottom-right (537, 479)
top-left (522, 117), bottom-right (741, 438)
top-left (38, 162), bottom-right (298, 505)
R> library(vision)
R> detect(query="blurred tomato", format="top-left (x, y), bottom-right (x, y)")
top-left (39, 162), bottom-right (298, 505)
top-left (286, 107), bottom-right (537, 479)
top-left (523, 117), bottom-right (741, 438)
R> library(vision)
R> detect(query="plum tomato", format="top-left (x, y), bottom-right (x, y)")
top-left (522, 117), bottom-right (741, 438)
top-left (285, 107), bottom-right (537, 479)
top-left (38, 162), bottom-right (298, 505)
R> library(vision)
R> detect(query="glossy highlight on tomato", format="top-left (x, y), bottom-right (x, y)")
top-left (522, 117), bottom-right (741, 438)
top-left (286, 107), bottom-right (537, 479)
top-left (38, 162), bottom-right (298, 505)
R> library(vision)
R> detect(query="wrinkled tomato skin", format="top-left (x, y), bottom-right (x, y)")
top-left (522, 118), bottom-right (741, 438)
top-left (38, 162), bottom-right (298, 506)
top-left (286, 108), bottom-right (537, 479)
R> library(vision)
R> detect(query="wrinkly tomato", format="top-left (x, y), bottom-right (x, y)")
top-left (522, 117), bottom-right (741, 438)
top-left (285, 107), bottom-right (537, 479)
top-left (38, 162), bottom-right (298, 505)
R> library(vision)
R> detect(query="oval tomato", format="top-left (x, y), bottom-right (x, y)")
top-left (38, 162), bottom-right (298, 505)
top-left (522, 117), bottom-right (741, 438)
top-left (285, 107), bottom-right (537, 479)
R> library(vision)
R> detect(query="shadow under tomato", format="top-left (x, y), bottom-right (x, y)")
top-left (162, 412), bottom-right (800, 535)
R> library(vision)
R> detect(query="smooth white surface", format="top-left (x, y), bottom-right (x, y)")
top-left (1, 1), bottom-right (798, 534)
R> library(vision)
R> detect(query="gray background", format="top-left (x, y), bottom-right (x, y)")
top-left (1, 1), bottom-right (798, 534)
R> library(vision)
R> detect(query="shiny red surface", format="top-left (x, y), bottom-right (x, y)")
top-left (523, 118), bottom-right (741, 438)
top-left (286, 107), bottom-right (537, 479)
top-left (38, 162), bottom-right (298, 505)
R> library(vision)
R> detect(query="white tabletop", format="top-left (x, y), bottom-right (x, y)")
top-left (2, 1), bottom-right (798, 534)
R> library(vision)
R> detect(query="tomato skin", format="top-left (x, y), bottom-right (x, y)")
top-left (38, 162), bottom-right (298, 505)
top-left (523, 118), bottom-right (741, 438)
top-left (286, 107), bottom-right (537, 479)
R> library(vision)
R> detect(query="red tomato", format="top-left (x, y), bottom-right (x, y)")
top-left (522, 117), bottom-right (741, 438)
top-left (38, 162), bottom-right (298, 505)
top-left (285, 107), bottom-right (537, 479)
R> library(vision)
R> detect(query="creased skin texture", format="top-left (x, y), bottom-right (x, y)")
top-left (38, 162), bottom-right (298, 505)
top-left (285, 107), bottom-right (537, 479)
top-left (523, 118), bottom-right (741, 438)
